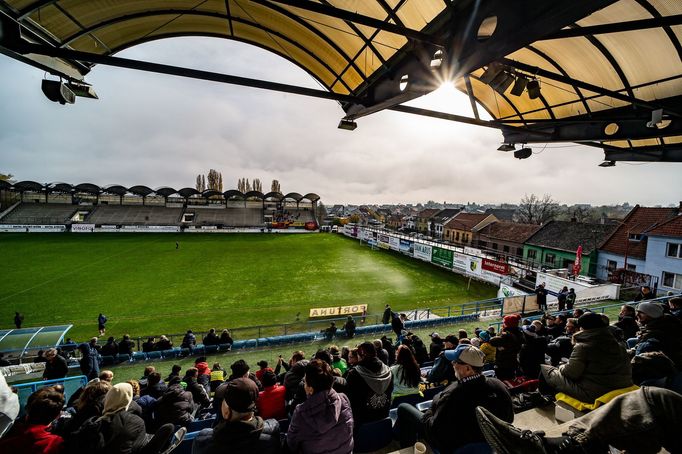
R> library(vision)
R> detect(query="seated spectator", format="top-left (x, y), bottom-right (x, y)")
top-left (0, 388), bottom-right (64, 453)
top-left (184, 368), bottom-right (211, 409)
top-left (330, 346), bottom-right (348, 375)
top-left (633, 302), bottom-right (682, 369)
top-left (381, 336), bottom-right (396, 365)
top-left (478, 331), bottom-right (496, 366)
top-left (219, 329), bottom-right (233, 347)
top-left (143, 372), bottom-right (167, 399)
top-left (256, 370), bottom-right (286, 420)
top-left (546, 317), bottom-right (578, 366)
top-left (194, 357), bottom-right (211, 391)
top-left (342, 316), bottom-right (356, 338)
top-left (193, 378), bottom-right (280, 454)
top-left (203, 329), bottom-right (219, 346)
top-left (631, 351), bottom-right (682, 394)
top-left (669, 297), bottom-right (682, 320)
top-left (345, 342), bottom-right (393, 426)
top-left (167, 365), bottom-right (182, 383)
top-left (255, 361), bottom-right (270, 383)
top-left (287, 360), bottom-right (354, 454)
top-left (540, 312), bottom-right (633, 402)
top-left (54, 380), bottom-right (111, 437)
top-left (100, 336), bottom-right (118, 357)
top-left (99, 370), bottom-right (114, 383)
top-left (139, 366), bottom-right (156, 393)
top-left (545, 315), bottom-right (564, 339)
top-left (429, 333), bottom-right (444, 361)
top-left (396, 345), bottom-right (513, 451)
top-left (477, 386), bottom-right (682, 454)
top-left (391, 345), bottom-right (422, 398)
top-left (142, 337), bottom-right (155, 353)
top-left (322, 322), bottom-right (337, 340)
top-left (519, 321), bottom-right (548, 379)
top-left (573, 308), bottom-right (585, 319)
top-left (154, 335), bottom-right (172, 351)
top-left (490, 314), bottom-right (524, 380)
top-left (274, 350), bottom-right (303, 377)
top-left (211, 363), bottom-right (226, 392)
top-left (43, 348), bottom-right (68, 380)
top-left (373, 340), bottom-right (390, 365)
top-left (181, 330), bottom-right (196, 349)
top-left (427, 335), bottom-right (458, 384)
top-left (118, 334), bottom-right (135, 356)
top-left (214, 360), bottom-right (263, 420)
top-left (458, 329), bottom-right (468, 341)
top-left (155, 377), bottom-right (195, 428)
top-left (616, 304), bottom-right (639, 342)
top-left (407, 333), bottom-right (429, 365)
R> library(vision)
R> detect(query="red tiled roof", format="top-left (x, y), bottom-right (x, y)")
top-left (647, 214), bottom-right (682, 238)
top-left (445, 213), bottom-right (489, 231)
top-left (417, 208), bottom-right (440, 219)
top-left (477, 222), bottom-right (542, 243)
top-left (600, 206), bottom-right (678, 259)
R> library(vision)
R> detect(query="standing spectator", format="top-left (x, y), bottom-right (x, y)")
top-left (345, 342), bottom-right (393, 426)
top-left (391, 312), bottom-right (405, 339)
top-left (118, 334), bottom-right (135, 356)
top-left (34, 350), bottom-right (48, 363)
top-left (97, 313), bottom-right (107, 336)
top-left (78, 338), bottom-right (100, 381)
top-left (257, 370), bottom-right (286, 420)
top-left (634, 285), bottom-right (655, 302)
top-left (43, 348), bottom-right (68, 380)
top-left (489, 314), bottom-right (524, 380)
top-left (181, 330), bottom-right (196, 350)
top-left (390, 345), bottom-right (422, 398)
top-left (535, 283), bottom-right (548, 311)
top-left (382, 304), bottom-right (392, 324)
top-left (219, 329), bottom-right (233, 347)
top-left (13, 312), bottom-right (23, 329)
top-left (287, 360), bottom-right (354, 454)
top-left (0, 388), bottom-right (64, 453)
top-left (557, 286), bottom-right (569, 311)
top-left (566, 288), bottom-right (577, 310)
top-left (342, 316), bottom-right (356, 338)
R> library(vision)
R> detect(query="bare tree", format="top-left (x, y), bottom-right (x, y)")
top-left (516, 193), bottom-right (559, 225)
top-left (271, 179), bottom-right (281, 193)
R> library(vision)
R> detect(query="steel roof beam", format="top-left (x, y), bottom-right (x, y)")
top-left (543, 14), bottom-right (682, 39)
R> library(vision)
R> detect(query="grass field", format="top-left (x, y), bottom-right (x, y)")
top-left (0, 233), bottom-right (496, 341)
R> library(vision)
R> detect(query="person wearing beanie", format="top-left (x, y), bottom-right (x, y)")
top-left (489, 314), bottom-right (524, 380)
top-left (478, 331), bottom-right (496, 366)
top-left (633, 301), bottom-right (682, 369)
top-left (193, 378), bottom-right (281, 454)
top-left (539, 312), bottom-right (633, 402)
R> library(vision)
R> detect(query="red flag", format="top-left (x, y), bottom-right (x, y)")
top-left (573, 245), bottom-right (583, 275)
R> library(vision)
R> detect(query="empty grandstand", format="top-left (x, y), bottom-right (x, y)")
top-left (186, 207), bottom-right (263, 227)
top-left (86, 205), bottom-right (184, 226)
top-left (0, 203), bottom-right (77, 225)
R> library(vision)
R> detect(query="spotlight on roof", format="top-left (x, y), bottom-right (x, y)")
top-left (337, 119), bottom-right (357, 131)
top-left (491, 72), bottom-right (515, 95)
top-left (479, 62), bottom-right (504, 85)
top-left (41, 79), bottom-right (75, 105)
top-left (430, 49), bottom-right (445, 69)
top-left (514, 147), bottom-right (533, 159)
top-left (66, 81), bottom-right (99, 99)
top-left (510, 75), bottom-right (528, 97)
top-left (497, 143), bottom-right (516, 152)
top-left (527, 79), bottom-right (541, 99)
top-left (646, 109), bottom-right (663, 128)
top-left (598, 160), bottom-right (616, 167)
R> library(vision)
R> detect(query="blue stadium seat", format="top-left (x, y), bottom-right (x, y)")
top-left (175, 430), bottom-right (199, 454)
top-left (180, 348), bottom-right (190, 357)
top-left (193, 345), bottom-right (206, 355)
top-left (146, 351), bottom-right (162, 360)
top-left (101, 355), bottom-right (115, 366)
top-left (391, 393), bottom-right (423, 409)
top-left (231, 341), bottom-right (246, 350)
top-left (160, 349), bottom-right (176, 359)
top-left (132, 352), bottom-right (146, 361)
top-left (116, 354), bottom-right (131, 363)
top-left (188, 417), bottom-right (216, 432)
top-left (354, 417), bottom-right (393, 453)
top-left (205, 345), bottom-right (219, 354)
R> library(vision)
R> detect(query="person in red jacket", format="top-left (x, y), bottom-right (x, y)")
top-left (256, 370), bottom-right (286, 420)
top-left (0, 387), bottom-right (64, 454)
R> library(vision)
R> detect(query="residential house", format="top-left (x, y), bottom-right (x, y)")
top-left (597, 205), bottom-right (679, 281)
top-left (643, 212), bottom-right (682, 293)
top-left (443, 213), bottom-right (497, 246)
top-left (476, 222), bottom-right (541, 259)
top-left (524, 221), bottom-right (617, 276)
top-left (416, 208), bottom-right (440, 235)
top-left (401, 215), bottom-right (416, 231)
top-left (484, 208), bottom-right (517, 222)
top-left (386, 214), bottom-right (403, 230)
top-left (431, 208), bottom-right (462, 239)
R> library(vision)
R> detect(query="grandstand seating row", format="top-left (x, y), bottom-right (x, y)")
top-left (187, 207), bottom-right (263, 226)
top-left (0, 203), bottom-right (77, 224)
top-left (86, 205), bottom-right (184, 225)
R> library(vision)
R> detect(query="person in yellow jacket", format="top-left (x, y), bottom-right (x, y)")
top-left (478, 331), bottom-right (496, 366)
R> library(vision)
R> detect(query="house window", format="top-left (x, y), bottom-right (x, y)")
top-left (662, 271), bottom-right (682, 289)
top-left (516, 248), bottom-right (523, 257)
top-left (626, 264), bottom-right (636, 272)
top-left (455, 232), bottom-right (460, 241)
top-left (503, 245), bottom-right (510, 253)
top-left (545, 253), bottom-right (556, 265)
top-left (628, 233), bottom-right (643, 241)
top-left (666, 243), bottom-right (682, 258)
top-left (492, 243), bottom-right (498, 250)
top-left (527, 249), bottom-right (537, 260)
top-left (479, 241), bottom-right (488, 249)
top-left (607, 260), bottom-right (617, 272)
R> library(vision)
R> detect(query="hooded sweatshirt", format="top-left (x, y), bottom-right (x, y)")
top-left (193, 416), bottom-right (280, 454)
top-left (345, 357), bottom-right (393, 425)
top-left (287, 389), bottom-right (354, 454)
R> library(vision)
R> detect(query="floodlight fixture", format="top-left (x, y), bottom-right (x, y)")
top-left (338, 119), bottom-right (357, 131)
top-left (497, 143), bottom-right (516, 152)
top-left (479, 62), bottom-right (504, 85)
top-left (646, 109), bottom-right (663, 128)
top-left (491, 72), bottom-right (514, 94)
top-left (66, 81), bottom-right (99, 99)
top-left (41, 79), bottom-right (75, 105)
top-left (430, 49), bottom-right (445, 69)
top-left (510, 75), bottom-right (528, 96)
top-left (399, 74), bottom-right (410, 92)
top-left (514, 147), bottom-right (533, 159)
top-left (598, 160), bottom-right (616, 167)
top-left (527, 79), bottom-right (541, 99)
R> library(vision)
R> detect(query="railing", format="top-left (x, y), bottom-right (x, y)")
top-left (13, 375), bottom-right (88, 417)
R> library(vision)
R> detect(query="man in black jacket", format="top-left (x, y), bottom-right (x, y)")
top-left (43, 348), bottom-right (68, 380)
top-left (345, 342), bottom-right (393, 426)
top-left (397, 345), bottom-right (513, 451)
top-left (185, 367), bottom-right (211, 409)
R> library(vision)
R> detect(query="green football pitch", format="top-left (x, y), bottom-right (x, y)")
top-left (0, 233), bottom-right (496, 342)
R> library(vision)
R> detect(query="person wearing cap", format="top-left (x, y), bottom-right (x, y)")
top-left (489, 314), bottom-right (524, 380)
top-left (540, 312), bottom-right (633, 403)
top-left (632, 301), bottom-right (682, 369)
top-left (477, 331), bottom-right (496, 366)
top-left (396, 344), bottom-right (513, 451)
top-left (427, 335), bottom-right (458, 384)
top-left (287, 359), bottom-right (354, 454)
top-left (193, 378), bottom-right (280, 454)
top-left (345, 341), bottom-right (393, 426)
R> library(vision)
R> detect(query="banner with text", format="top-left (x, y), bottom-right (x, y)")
top-left (482, 258), bottom-right (510, 275)
top-left (309, 304), bottom-right (368, 318)
top-left (389, 236), bottom-right (400, 251)
top-left (378, 234), bottom-right (390, 249)
top-left (467, 256), bottom-right (483, 276)
top-left (399, 239), bottom-right (414, 255)
top-left (452, 252), bottom-right (469, 271)
top-left (71, 224), bottom-right (95, 233)
top-left (431, 246), bottom-right (454, 268)
top-left (414, 243), bottom-right (432, 261)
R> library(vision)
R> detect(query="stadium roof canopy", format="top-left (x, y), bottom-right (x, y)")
top-left (1, 0), bottom-right (680, 163)
top-left (0, 325), bottom-right (73, 357)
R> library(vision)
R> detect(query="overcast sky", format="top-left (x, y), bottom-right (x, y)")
top-left (0, 37), bottom-right (679, 206)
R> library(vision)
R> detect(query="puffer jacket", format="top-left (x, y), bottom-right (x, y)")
top-left (154, 384), bottom-right (194, 427)
top-left (489, 327), bottom-right (523, 370)
top-left (542, 326), bottom-right (633, 402)
top-left (287, 389), bottom-right (354, 454)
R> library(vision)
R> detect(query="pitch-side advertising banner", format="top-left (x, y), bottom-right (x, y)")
top-left (482, 258), bottom-right (510, 275)
top-left (389, 236), bottom-right (400, 251)
top-left (431, 246), bottom-right (454, 268)
top-left (414, 243), bottom-right (432, 261)
top-left (399, 239), bottom-right (414, 255)
top-left (71, 224), bottom-right (95, 233)
top-left (378, 234), bottom-right (390, 249)
top-left (467, 256), bottom-right (482, 276)
top-left (363, 229), bottom-right (375, 241)
top-left (309, 304), bottom-right (367, 318)
top-left (452, 252), bottom-right (468, 271)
